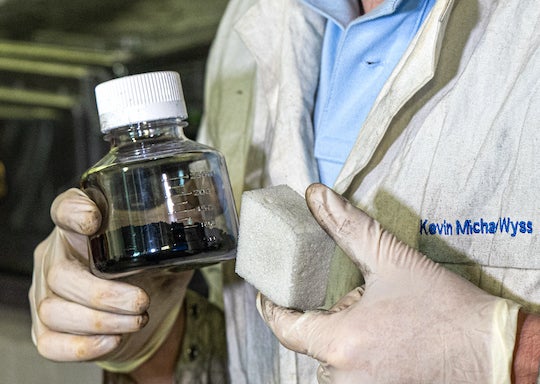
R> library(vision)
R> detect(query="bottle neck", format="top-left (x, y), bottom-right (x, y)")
top-left (104, 118), bottom-right (188, 148)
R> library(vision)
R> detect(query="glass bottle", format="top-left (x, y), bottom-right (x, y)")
top-left (81, 71), bottom-right (238, 279)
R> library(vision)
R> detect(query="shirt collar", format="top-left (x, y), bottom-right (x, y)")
top-left (301, 0), bottom-right (406, 28)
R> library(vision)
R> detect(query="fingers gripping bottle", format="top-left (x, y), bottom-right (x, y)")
top-left (81, 71), bottom-right (238, 279)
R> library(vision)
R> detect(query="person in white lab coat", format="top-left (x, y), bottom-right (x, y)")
top-left (29, 0), bottom-right (540, 382)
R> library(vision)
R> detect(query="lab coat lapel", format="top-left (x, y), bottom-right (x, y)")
top-left (235, 0), bottom-right (326, 193)
top-left (234, 3), bottom-right (326, 383)
top-left (321, 0), bottom-right (456, 316)
top-left (334, 0), bottom-right (455, 195)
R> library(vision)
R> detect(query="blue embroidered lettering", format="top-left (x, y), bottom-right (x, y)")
top-left (480, 219), bottom-right (489, 234)
top-left (456, 220), bottom-right (471, 235)
top-left (510, 220), bottom-right (519, 237)
top-left (420, 220), bottom-right (453, 235)
top-left (420, 217), bottom-right (533, 236)
top-left (419, 220), bottom-right (428, 235)
top-left (444, 220), bottom-right (453, 235)
top-left (499, 217), bottom-right (511, 234)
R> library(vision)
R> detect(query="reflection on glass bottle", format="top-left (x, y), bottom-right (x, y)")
top-left (81, 72), bottom-right (238, 279)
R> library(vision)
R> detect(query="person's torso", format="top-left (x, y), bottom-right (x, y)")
top-left (336, 0), bottom-right (540, 310)
top-left (199, 0), bottom-right (540, 382)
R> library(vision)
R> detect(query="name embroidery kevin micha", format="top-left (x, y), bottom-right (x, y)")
top-left (419, 218), bottom-right (533, 237)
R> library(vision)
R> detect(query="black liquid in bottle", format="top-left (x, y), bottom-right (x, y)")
top-left (90, 221), bottom-right (236, 275)
top-left (82, 152), bottom-right (238, 279)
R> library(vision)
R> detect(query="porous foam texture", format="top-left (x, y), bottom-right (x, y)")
top-left (235, 185), bottom-right (335, 310)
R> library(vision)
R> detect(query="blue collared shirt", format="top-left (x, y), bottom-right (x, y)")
top-left (303, 0), bottom-right (436, 185)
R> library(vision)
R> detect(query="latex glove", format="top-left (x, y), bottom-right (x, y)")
top-left (29, 188), bottom-right (193, 372)
top-left (257, 183), bottom-right (521, 384)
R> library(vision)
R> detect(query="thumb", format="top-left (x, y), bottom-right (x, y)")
top-left (305, 183), bottom-right (412, 277)
top-left (256, 293), bottom-right (331, 358)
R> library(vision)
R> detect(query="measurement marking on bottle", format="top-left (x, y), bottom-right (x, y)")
top-left (173, 207), bottom-right (200, 214)
top-left (169, 196), bottom-right (189, 203)
top-left (202, 221), bottom-right (216, 229)
top-left (169, 175), bottom-right (191, 182)
top-left (190, 171), bottom-right (214, 179)
top-left (170, 188), bottom-right (193, 197)
top-left (193, 188), bottom-right (212, 196)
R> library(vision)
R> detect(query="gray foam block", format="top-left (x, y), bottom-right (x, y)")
top-left (235, 184), bottom-right (336, 310)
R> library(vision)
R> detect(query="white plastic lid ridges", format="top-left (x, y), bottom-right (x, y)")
top-left (95, 71), bottom-right (188, 133)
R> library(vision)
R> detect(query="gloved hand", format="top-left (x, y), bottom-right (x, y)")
top-left (257, 183), bottom-right (521, 384)
top-left (29, 188), bottom-right (193, 372)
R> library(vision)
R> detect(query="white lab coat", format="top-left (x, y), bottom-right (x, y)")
top-left (197, 0), bottom-right (540, 382)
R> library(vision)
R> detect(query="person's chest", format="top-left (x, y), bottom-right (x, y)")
top-left (341, 0), bottom-right (540, 275)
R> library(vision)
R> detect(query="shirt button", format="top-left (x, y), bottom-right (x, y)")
top-left (189, 304), bottom-right (200, 319)
top-left (188, 345), bottom-right (199, 361)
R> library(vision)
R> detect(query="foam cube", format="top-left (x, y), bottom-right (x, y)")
top-left (235, 184), bottom-right (336, 310)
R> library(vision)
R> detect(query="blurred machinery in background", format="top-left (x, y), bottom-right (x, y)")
top-left (0, 0), bottom-right (228, 305)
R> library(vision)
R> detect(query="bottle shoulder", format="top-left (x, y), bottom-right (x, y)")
top-left (82, 138), bottom-right (223, 177)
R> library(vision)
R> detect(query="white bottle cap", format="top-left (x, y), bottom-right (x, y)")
top-left (95, 71), bottom-right (188, 133)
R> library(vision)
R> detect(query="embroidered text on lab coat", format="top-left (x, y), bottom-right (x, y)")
top-left (419, 218), bottom-right (534, 237)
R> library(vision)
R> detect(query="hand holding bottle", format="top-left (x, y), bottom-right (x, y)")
top-left (29, 188), bottom-right (193, 372)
